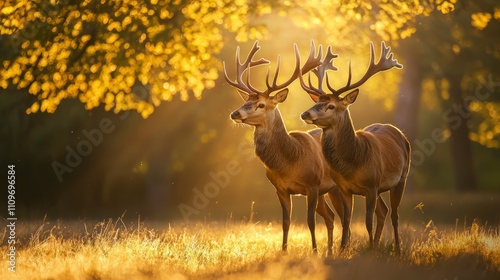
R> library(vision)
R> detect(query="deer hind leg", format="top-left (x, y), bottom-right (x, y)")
top-left (316, 194), bottom-right (335, 256)
top-left (365, 190), bottom-right (378, 249)
top-left (307, 189), bottom-right (319, 254)
top-left (374, 196), bottom-right (388, 248)
top-left (339, 191), bottom-right (353, 251)
top-left (390, 181), bottom-right (405, 255)
top-left (277, 191), bottom-right (292, 252)
top-left (328, 187), bottom-right (345, 227)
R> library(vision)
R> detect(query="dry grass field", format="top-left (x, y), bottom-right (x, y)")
top-left (1, 212), bottom-right (499, 280)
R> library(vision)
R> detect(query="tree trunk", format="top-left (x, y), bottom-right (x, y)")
top-left (394, 41), bottom-right (423, 191)
top-left (446, 74), bottom-right (478, 192)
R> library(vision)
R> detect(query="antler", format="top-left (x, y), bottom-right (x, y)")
top-left (224, 40), bottom-right (322, 97)
top-left (328, 41), bottom-right (403, 97)
top-left (223, 41), bottom-right (270, 94)
top-left (298, 41), bottom-right (325, 80)
top-left (299, 44), bottom-right (338, 97)
top-left (256, 41), bottom-right (322, 97)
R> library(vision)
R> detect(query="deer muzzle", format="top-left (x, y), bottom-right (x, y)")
top-left (301, 111), bottom-right (315, 124)
top-left (230, 110), bottom-right (244, 123)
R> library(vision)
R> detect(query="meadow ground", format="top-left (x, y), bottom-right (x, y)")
top-left (1, 215), bottom-right (499, 280)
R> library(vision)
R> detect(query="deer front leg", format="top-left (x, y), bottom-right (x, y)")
top-left (340, 191), bottom-right (353, 251)
top-left (328, 187), bottom-right (352, 249)
top-left (316, 195), bottom-right (334, 256)
top-left (374, 196), bottom-right (388, 247)
top-left (307, 188), bottom-right (319, 254)
top-left (277, 190), bottom-right (292, 252)
top-left (365, 190), bottom-right (378, 249)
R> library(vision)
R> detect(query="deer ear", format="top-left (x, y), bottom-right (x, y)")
top-left (308, 93), bottom-right (320, 103)
top-left (342, 89), bottom-right (359, 105)
top-left (237, 90), bottom-right (250, 101)
top-left (272, 88), bottom-right (289, 104)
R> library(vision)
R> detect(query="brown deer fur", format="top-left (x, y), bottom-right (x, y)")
top-left (231, 91), bottom-right (344, 255)
top-left (300, 42), bottom-right (411, 254)
top-left (302, 89), bottom-right (411, 255)
top-left (224, 41), bottom-right (345, 255)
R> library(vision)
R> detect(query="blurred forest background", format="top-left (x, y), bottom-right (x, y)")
top-left (0, 0), bottom-right (499, 220)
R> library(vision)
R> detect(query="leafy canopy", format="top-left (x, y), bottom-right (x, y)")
top-left (2, 0), bottom-right (495, 120)
top-left (0, 0), bottom-right (266, 118)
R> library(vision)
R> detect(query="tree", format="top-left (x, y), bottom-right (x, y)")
top-left (282, 0), bottom-right (499, 192)
top-left (395, 0), bottom-right (499, 192)
top-left (0, 0), bottom-right (448, 118)
top-left (0, 0), bottom-right (267, 118)
top-left (1, 0), bottom-right (498, 218)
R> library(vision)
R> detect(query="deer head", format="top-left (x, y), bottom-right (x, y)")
top-left (224, 41), bottom-right (322, 126)
top-left (300, 42), bottom-right (403, 128)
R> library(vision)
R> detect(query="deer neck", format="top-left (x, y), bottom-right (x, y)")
top-left (322, 109), bottom-right (363, 176)
top-left (254, 109), bottom-right (300, 172)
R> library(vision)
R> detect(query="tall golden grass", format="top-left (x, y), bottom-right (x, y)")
top-left (1, 217), bottom-right (499, 279)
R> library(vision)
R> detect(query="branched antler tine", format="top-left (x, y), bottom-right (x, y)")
top-left (235, 46), bottom-right (241, 65)
top-left (307, 73), bottom-right (317, 92)
top-left (266, 55), bottom-right (281, 91)
top-left (239, 41), bottom-right (265, 69)
top-left (223, 61), bottom-right (251, 92)
top-left (297, 66), bottom-right (308, 92)
top-left (346, 60), bottom-right (353, 87)
top-left (330, 59), bottom-right (352, 96)
top-left (245, 63), bottom-right (263, 94)
top-left (288, 45), bottom-right (304, 82)
top-left (298, 42), bottom-right (324, 96)
top-left (325, 72), bottom-right (333, 92)
top-left (238, 41), bottom-right (269, 80)
top-left (307, 73), bottom-right (322, 95)
top-left (318, 45), bottom-right (338, 92)
top-left (322, 46), bottom-right (339, 72)
top-left (381, 41), bottom-right (389, 59)
top-left (301, 43), bottom-right (323, 83)
top-left (378, 41), bottom-right (403, 70)
top-left (298, 69), bottom-right (321, 96)
top-left (301, 41), bottom-right (323, 74)
top-left (374, 41), bottom-right (389, 72)
top-left (357, 41), bottom-right (377, 78)
top-left (263, 44), bottom-right (303, 96)
top-left (223, 61), bottom-right (234, 85)
top-left (265, 66), bottom-right (272, 90)
top-left (370, 41), bottom-right (376, 65)
top-left (334, 41), bottom-right (402, 96)
top-left (224, 40), bottom-right (270, 94)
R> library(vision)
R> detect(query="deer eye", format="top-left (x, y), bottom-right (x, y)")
top-left (327, 104), bottom-right (335, 110)
top-left (257, 103), bottom-right (265, 109)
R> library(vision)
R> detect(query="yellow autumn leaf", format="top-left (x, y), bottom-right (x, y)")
top-left (471, 12), bottom-right (492, 30)
top-left (1, 6), bottom-right (15, 15)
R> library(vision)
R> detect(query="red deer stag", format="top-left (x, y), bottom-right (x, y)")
top-left (300, 42), bottom-right (411, 254)
top-left (224, 41), bottom-right (344, 255)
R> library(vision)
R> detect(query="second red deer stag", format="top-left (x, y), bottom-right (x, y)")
top-left (224, 41), bottom-right (344, 255)
top-left (300, 42), bottom-right (411, 254)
